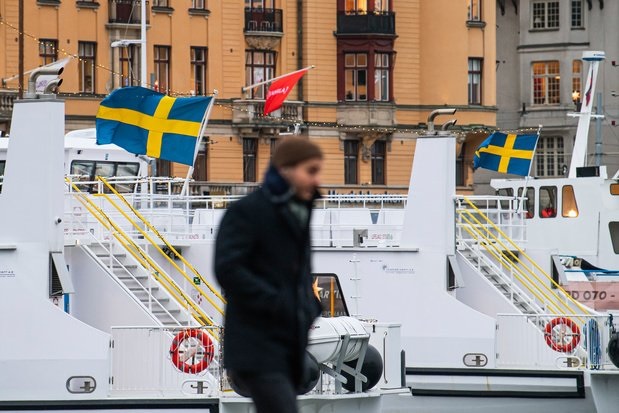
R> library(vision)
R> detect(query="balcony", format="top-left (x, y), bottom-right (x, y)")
top-left (336, 102), bottom-right (396, 127)
top-left (0, 90), bottom-right (18, 121)
top-left (232, 99), bottom-right (303, 132)
top-left (108, 0), bottom-right (150, 26)
top-left (244, 7), bottom-right (283, 50)
top-left (336, 11), bottom-right (396, 36)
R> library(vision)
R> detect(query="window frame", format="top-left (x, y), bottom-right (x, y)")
top-left (118, 44), bottom-right (141, 88)
top-left (531, 0), bottom-right (560, 30)
top-left (243, 138), bottom-right (257, 183)
top-left (374, 52), bottom-right (390, 102)
top-left (562, 185), bottom-right (579, 218)
top-left (154, 45), bottom-right (171, 94)
top-left (572, 60), bottom-right (582, 101)
top-left (571, 0), bottom-right (584, 29)
top-left (468, 58), bottom-right (483, 105)
top-left (191, 46), bottom-right (208, 96)
top-left (371, 140), bottom-right (386, 185)
top-left (467, 0), bottom-right (481, 22)
top-left (538, 186), bottom-right (558, 219)
top-left (535, 136), bottom-right (565, 177)
top-left (344, 140), bottom-right (359, 185)
top-left (39, 39), bottom-right (58, 66)
top-left (344, 52), bottom-right (368, 102)
top-left (245, 50), bottom-right (276, 99)
top-left (245, 0), bottom-right (274, 9)
top-left (78, 41), bottom-right (96, 94)
top-left (531, 60), bottom-right (560, 106)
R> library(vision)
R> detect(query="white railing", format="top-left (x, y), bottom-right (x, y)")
top-left (455, 195), bottom-right (527, 249)
top-left (111, 326), bottom-right (222, 397)
top-left (496, 313), bottom-right (615, 371)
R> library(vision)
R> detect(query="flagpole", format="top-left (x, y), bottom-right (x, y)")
top-left (181, 91), bottom-right (217, 197)
top-left (518, 125), bottom-right (542, 215)
top-left (241, 65), bottom-right (315, 93)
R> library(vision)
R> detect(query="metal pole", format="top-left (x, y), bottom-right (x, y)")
top-left (18, 0), bottom-right (24, 99)
top-left (595, 92), bottom-right (603, 166)
top-left (140, 0), bottom-right (147, 88)
top-left (241, 65), bottom-right (315, 92)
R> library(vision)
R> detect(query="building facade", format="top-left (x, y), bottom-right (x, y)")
top-left (484, 0), bottom-right (619, 194)
top-left (0, 0), bottom-right (497, 195)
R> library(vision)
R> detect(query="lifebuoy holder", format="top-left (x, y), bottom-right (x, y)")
top-left (169, 329), bottom-right (214, 374)
top-left (544, 317), bottom-right (581, 353)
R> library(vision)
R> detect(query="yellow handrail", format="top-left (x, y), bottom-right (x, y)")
top-left (459, 212), bottom-right (571, 317)
top-left (93, 192), bottom-right (225, 316)
top-left (459, 197), bottom-right (591, 315)
top-left (67, 179), bottom-right (219, 334)
top-left (97, 176), bottom-right (226, 305)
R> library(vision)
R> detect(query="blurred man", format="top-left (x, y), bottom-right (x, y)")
top-left (215, 137), bottom-right (324, 413)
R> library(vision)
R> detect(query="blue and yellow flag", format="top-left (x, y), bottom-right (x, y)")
top-left (473, 132), bottom-right (539, 176)
top-left (96, 87), bottom-right (213, 166)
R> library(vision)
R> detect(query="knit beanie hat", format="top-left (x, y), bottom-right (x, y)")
top-left (271, 137), bottom-right (323, 168)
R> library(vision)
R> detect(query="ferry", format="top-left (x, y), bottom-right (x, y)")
top-left (4, 58), bottom-right (619, 413)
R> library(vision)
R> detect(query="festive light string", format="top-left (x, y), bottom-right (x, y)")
top-left (0, 17), bottom-right (542, 139)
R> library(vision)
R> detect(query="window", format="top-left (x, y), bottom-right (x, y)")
top-left (562, 185), bottom-right (579, 218)
top-left (243, 138), bottom-right (257, 182)
top-left (270, 138), bottom-right (278, 157)
top-left (154, 46), bottom-right (171, 94)
top-left (371, 140), bottom-right (386, 185)
top-left (532, 61), bottom-right (560, 105)
top-left (245, 50), bottom-right (276, 99)
top-left (539, 186), bottom-right (557, 218)
top-left (119, 44), bottom-right (140, 87)
top-left (0, 160), bottom-right (5, 177)
top-left (345, 53), bottom-right (368, 101)
top-left (192, 0), bottom-right (207, 9)
top-left (468, 58), bottom-right (482, 105)
top-left (468, 0), bottom-right (481, 21)
top-left (611, 183), bottom-right (619, 196)
top-left (78, 42), bottom-right (96, 94)
top-left (531, 1), bottom-right (559, 29)
top-left (344, 140), bottom-right (359, 185)
top-left (572, 60), bottom-right (582, 100)
top-left (456, 143), bottom-right (466, 186)
top-left (152, 0), bottom-right (169, 7)
top-left (517, 187), bottom-right (535, 219)
top-left (193, 141), bottom-right (208, 181)
top-left (245, 0), bottom-right (273, 8)
top-left (156, 160), bottom-right (171, 177)
top-left (345, 0), bottom-right (368, 14)
top-left (374, 0), bottom-right (389, 13)
top-left (70, 161), bottom-right (140, 193)
top-left (610, 222), bottom-right (619, 254)
top-left (312, 274), bottom-right (350, 317)
top-left (374, 53), bottom-right (390, 102)
top-left (39, 39), bottom-right (57, 65)
top-left (497, 187), bottom-right (514, 210)
top-left (536, 136), bottom-right (565, 177)
top-left (571, 0), bottom-right (583, 28)
top-left (191, 47), bottom-right (207, 96)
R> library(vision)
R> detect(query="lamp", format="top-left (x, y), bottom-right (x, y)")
top-left (572, 90), bottom-right (582, 111)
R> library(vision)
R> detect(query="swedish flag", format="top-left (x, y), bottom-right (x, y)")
top-left (473, 132), bottom-right (539, 176)
top-left (96, 87), bottom-right (213, 166)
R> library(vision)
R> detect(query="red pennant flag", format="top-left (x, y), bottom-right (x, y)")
top-left (263, 69), bottom-right (308, 115)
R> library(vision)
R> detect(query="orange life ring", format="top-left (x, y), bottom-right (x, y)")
top-left (544, 317), bottom-right (581, 353)
top-left (169, 329), bottom-right (214, 374)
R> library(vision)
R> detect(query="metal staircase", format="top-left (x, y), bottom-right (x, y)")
top-left (455, 197), bottom-right (591, 321)
top-left (66, 177), bottom-right (226, 335)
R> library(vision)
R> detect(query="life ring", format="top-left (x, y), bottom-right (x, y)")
top-left (170, 329), bottom-right (214, 374)
top-left (544, 317), bottom-right (581, 353)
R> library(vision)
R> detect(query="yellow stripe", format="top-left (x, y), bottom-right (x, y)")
top-left (146, 131), bottom-right (163, 158)
top-left (97, 105), bottom-right (201, 137)
top-left (153, 95), bottom-right (176, 118)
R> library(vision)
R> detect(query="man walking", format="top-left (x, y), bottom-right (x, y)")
top-left (215, 137), bottom-right (324, 413)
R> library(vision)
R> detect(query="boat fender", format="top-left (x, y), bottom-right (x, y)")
top-left (296, 352), bottom-right (321, 395)
top-left (544, 317), bottom-right (581, 353)
top-left (607, 332), bottom-right (619, 368)
top-left (169, 329), bottom-right (214, 374)
top-left (342, 344), bottom-right (383, 392)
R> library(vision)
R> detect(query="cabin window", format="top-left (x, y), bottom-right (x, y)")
top-left (609, 222), bottom-right (619, 254)
top-left (539, 186), bottom-right (557, 218)
top-left (562, 185), bottom-right (579, 218)
top-left (70, 161), bottom-right (140, 193)
top-left (312, 273), bottom-right (350, 317)
top-left (0, 160), bottom-right (5, 177)
top-left (496, 188), bottom-right (513, 210)
top-left (610, 183), bottom-right (619, 195)
top-left (517, 187), bottom-right (535, 219)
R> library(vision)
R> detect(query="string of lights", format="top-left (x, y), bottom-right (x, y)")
top-left (0, 17), bottom-right (543, 139)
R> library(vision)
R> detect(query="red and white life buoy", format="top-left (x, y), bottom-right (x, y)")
top-left (169, 329), bottom-right (214, 374)
top-left (544, 317), bottom-right (581, 353)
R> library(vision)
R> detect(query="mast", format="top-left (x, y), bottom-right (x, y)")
top-left (567, 51), bottom-right (605, 178)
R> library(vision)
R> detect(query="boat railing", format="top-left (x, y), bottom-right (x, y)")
top-left (110, 325), bottom-right (223, 397)
top-left (496, 313), bottom-right (615, 371)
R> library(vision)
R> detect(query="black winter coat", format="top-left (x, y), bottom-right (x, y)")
top-left (214, 166), bottom-right (322, 384)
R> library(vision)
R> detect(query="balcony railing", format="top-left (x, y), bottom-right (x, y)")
top-left (244, 7), bottom-right (283, 33)
top-left (336, 11), bottom-right (396, 35)
top-left (108, 0), bottom-right (150, 25)
top-left (0, 90), bottom-right (17, 120)
top-left (232, 99), bottom-right (303, 125)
